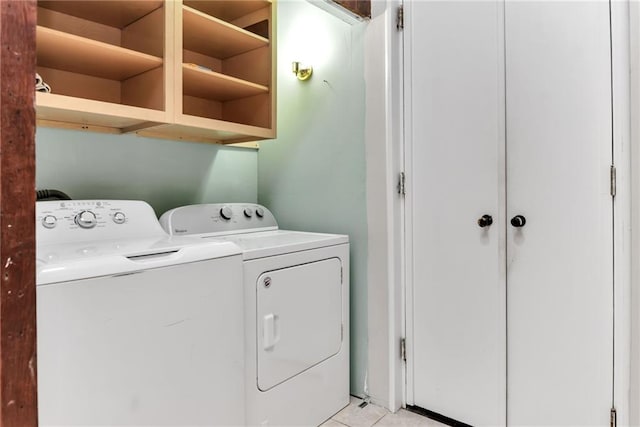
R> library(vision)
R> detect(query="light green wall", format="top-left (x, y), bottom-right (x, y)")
top-left (258, 0), bottom-right (368, 397)
top-left (36, 127), bottom-right (258, 216)
top-left (36, 0), bottom-right (369, 398)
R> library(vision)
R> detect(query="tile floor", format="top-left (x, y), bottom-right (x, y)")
top-left (322, 397), bottom-right (447, 427)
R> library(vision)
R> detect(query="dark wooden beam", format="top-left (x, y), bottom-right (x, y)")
top-left (0, 1), bottom-right (38, 426)
top-left (334, 0), bottom-right (371, 19)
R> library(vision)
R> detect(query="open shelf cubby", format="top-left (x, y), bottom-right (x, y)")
top-left (36, 0), bottom-right (167, 131)
top-left (177, 0), bottom-right (274, 137)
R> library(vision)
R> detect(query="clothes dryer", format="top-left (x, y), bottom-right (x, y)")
top-left (37, 200), bottom-right (245, 426)
top-left (160, 203), bottom-right (350, 426)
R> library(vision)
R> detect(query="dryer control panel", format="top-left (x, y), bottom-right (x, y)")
top-left (36, 200), bottom-right (166, 245)
top-left (160, 203), bottom-right (278, 236)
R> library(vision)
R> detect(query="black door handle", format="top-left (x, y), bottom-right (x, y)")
top-left (477, 214), bottom-right (493, 228)
top-left (511, 215), bottom-right (526, 227)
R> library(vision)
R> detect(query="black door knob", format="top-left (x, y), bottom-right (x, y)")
top-left (477, 214), bottom-right (493, 228)
top-left (511, 215), bottom-right (526, 227)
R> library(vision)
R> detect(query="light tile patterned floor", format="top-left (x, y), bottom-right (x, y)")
top-left (322, 397), bottom-right (447, 427)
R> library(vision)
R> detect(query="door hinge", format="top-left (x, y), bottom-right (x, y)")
top-left (397, 5), bottom-right (404, 30)
top-left (610, 407), bottom-right (617, 427)
top-left (398, 172), bottom-right (406, 196)
top-left (400, 338), bottom-right (406, 362)
top-left (610, 165), bottom-right (617, 198)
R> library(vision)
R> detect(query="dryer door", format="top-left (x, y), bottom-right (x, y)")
top-left (257, 257), bottom-right (343, 391)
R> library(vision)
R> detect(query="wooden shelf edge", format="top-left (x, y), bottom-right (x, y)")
top-left (37, 118), bottom-right (165, 135)
top-left (38, 1), bottom-right (164, 29)
top-left (176, 113), bottom-right (275, 138)
top-left (183, 5), bottom-right (269, 44)
top-left (137, 114), bottom-right (275, 145)
top-left (37, 26), bottom-right (163, 80)
top-left (37, 119), bottom-right (122, 134)
top-left (136, 124), bottom-right (262, 149)
top-left (183, 0), bottom-right (272, 24)
top-left (36, 92), bottom-right (168, 129)
top-left (182, 64), bottom-right (269, 101)
top-left (227, 141), bottom-right (260, 149)
top-left (183, 64), bottom-right (269, 91)
top-left (37, 92), bottom-right (164, 117)
top-left (38, 26), bottom-right (163, 63)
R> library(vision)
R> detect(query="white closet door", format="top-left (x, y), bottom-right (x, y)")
top-left (505, 2), bottom-right (614, 425)
top-left (406, 2), bottom-right (506, 425)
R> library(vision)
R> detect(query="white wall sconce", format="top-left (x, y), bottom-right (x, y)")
top-left (292, 61), bottom-right (313, 81)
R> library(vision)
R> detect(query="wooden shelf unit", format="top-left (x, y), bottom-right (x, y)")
top-left (36, 0), bottom-right (276, 145)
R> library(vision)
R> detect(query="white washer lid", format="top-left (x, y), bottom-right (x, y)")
top-left (37, 236), bottom-right (241, 285)
top-left (201, 230), bottom-right (348, 260)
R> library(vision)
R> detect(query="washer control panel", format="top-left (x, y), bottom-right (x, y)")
top-left (160, 203), bottom-right (278, 236)
top-left (37, 201), bottom-right (129, 231)
top-left (37, 200), bottom-right (164, 245)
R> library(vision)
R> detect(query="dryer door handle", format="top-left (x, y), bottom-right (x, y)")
top-left (263, 313), bottom-right (279, 351)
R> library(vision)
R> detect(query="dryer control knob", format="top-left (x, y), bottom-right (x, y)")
top-left (220, 206), bottom-right (233, 221)
top-left (75, 210), bottom-right (97, 229)
top-left (255, 207), bottom-right (265, 218)
top-left (244, 208), bottom-right (254, 218)
top-left (42, 215), bottom-right (57, 229)
top-left (112, 211), bottom-right (126, 224)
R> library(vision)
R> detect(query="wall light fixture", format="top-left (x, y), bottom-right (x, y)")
top-left (292, 62), bottom-right (313, 81)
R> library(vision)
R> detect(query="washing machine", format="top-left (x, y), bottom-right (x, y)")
top-left (160, 203), bottom-right (350, 426)
top-left (36, 200), bottom-right (245, 426)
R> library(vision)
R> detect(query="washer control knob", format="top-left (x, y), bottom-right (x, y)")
top-left (75, 210), bottom-right (97, 229)
top-left (42, 215), bottom-right (57, 229)
top-left (112, 211), bottom-right (126, 224)
top-left (244, 208), bottom-right (254, 218)
top-left (220, 206), bottom-right (233, 221)
top-left (255, 207), bottom-right (265, 218)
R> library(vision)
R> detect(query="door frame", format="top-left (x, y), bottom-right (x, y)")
top-left (401, 0), bottom-right (413, 406)
top-left (619, 1), bottom-right (636, 425)
top-left (363, 0), bottom-right (404, 412)
top-left (0, 0), bottom-right (38, 425)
